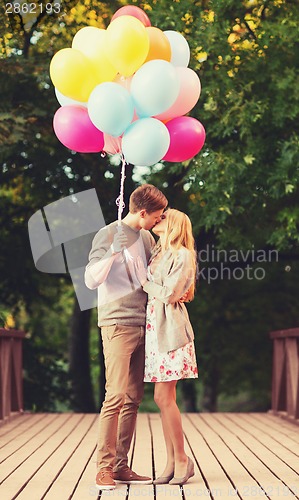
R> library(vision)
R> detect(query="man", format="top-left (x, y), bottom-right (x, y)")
top-left (85, 184), bottom-right (168, 490)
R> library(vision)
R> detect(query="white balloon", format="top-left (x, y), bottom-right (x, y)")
top-left (88, 82), bottom-right (134, 137)
top-left (164, 30), bottom-right (190, 67)
top-left (131, 60), bottom-right (180, 117)
top-left (122, 118), bottom-right (170, 166)
top-left (55, 88), bottom-right (88, 108)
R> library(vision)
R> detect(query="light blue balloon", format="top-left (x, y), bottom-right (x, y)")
top-left (88, 82), bottom-right (134, 137)
top-left (122, 118), bottom-right (170, 167)
top-left (131, 60), bottom-right (180, 118)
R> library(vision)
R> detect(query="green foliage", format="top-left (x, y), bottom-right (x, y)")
top-left (188, 258), bottom-right (299, 410)
top-left (21, 282), bottom-right (74, 411)
top-left (139, 0), bottom-right (299, 251)
top-left (23, 341), bottom-right (72, 412)
top-left (192, 0), bottom-right (299, 250)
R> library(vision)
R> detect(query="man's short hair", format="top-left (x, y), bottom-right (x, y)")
top-left (129, 184), bottom-right (168, 214)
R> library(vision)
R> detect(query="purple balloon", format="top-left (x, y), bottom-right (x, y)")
top-left (163, 116), bottom-right (206, 162)
top-left (53, 105), bottom-right (104, 153)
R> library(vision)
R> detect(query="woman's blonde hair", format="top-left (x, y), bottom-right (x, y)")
top-left (153, 208), bottom-right (197, 301)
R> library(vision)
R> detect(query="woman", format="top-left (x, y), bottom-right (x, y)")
top-left (134, 208), bottom-right (198, 485)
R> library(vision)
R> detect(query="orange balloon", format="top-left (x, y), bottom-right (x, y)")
top-left (144, 27), bottom-right (171, 63)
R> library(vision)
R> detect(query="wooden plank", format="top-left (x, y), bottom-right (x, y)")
top-left (0, 414), bottom-right (64, 473)
top-left (181, 414), bottom-right (213, 498)
top-left (0, 412), bottom-right (26, 429)
top-left (0, 414), bottom-right (55, 455)
top-left (0, 413), bottom-right (33, 439)
top-left (186, 413), bottom-right (262, 498)
top-left (223, 414), bottom-right (299, 482)
top-left (272, 338), bottom-right (287, 412)
top-left (253, 413), bottom-right (299, 443)
top-left (16, 414), bottom-right (97, 500)
top-left (0, 413), bottom-right (83, 498)
top-left (148, 413), bottom-right (164, 480)
top-left (270, 329), bottom-right (299, 339)
top-left (182, 414), bottom-right (233, 499)
top-left (0, 337), bottom-right (13, 420)
top-left (0, 412), bottom-right (298, 500)
top-left (0, 414), bottom-right (47, 447)
top-left (149, 412), bottom-right (183, 500)
top-left (100, 481), bottom-right (128, 498)
top-left (208, 413), bottom-right (298, 499)
top-left (149, 412), bottom-right (209, 499)
top-left (128, 413), bottom-right (154, 500)
top-left (269, 411), bottom-right (299, 428)
top-left (45, 414), bottom-right (97, 498)
top-left (130, 413), bottom-right (153, 477)
top-left (71, 448), bottom-right (100, 500)
top-left (286, 338), bottom-right (299, 419)
top-left (236, 414), bottom-right (299, 457)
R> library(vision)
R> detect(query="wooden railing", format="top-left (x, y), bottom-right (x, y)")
top-left (0, 328), bottom-right (26, 422)
top-left (270, 328), bottom-right (299, 423)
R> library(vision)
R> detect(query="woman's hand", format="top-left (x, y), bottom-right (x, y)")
top-left (134, 256), bottom-right (147, 286)
top-left (179, 289), bottom-right (191, 303)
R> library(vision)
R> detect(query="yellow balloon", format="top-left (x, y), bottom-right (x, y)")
top-left (50, 48), bottom-right (98, 102)
top-left (72, 27), bottom-right (117, 83)
top-left (105, 16), bottom-right (150, 77)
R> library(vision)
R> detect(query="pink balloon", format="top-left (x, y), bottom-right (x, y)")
top-left (111, 6), bottom-right (151, 27)
top-left (163, 116), bottom-right (206, 162)
top-left (53, 106), bottom-right (104, 153)
top-left (155, 67), bottom-right (201, 121)
top-left (103, 133), bottom-right (122, 155)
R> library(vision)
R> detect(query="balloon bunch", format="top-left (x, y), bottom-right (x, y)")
top-left (50, 5), bottom-right (206, 167)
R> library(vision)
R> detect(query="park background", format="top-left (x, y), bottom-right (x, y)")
top-left (0, 0), bottom-right (298, 415)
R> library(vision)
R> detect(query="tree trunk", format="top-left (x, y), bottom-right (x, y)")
top-left (203, 363), bottom-right (219, 412)
top-left (181, 379), bottom-right (198, 412)
top-left (69, 298), bottom-right (96, 412)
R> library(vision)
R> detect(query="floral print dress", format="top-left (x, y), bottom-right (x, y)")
top-left (144, 268), bottom-right (198, 383)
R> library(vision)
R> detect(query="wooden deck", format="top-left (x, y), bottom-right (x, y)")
top-left (0, 412), bottom-right (298, 500)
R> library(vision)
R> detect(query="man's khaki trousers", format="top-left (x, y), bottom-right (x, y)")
top-left (97, 324), bottom-right (145, 471)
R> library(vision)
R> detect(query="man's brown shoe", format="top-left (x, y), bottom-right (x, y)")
top-left (114, 467), bottom-right (152, 484)
top-left (96, 467), bottom-right (116, 490)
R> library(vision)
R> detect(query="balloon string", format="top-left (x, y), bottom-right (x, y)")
top-left (116, 154), bottom-right (126, 224)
